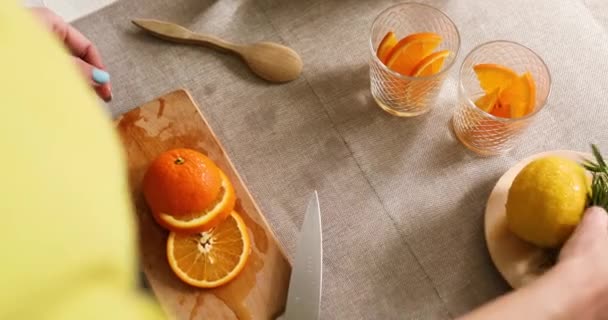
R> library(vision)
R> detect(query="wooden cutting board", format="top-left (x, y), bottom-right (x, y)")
top-left (115, 90), bottom-right (291, 320)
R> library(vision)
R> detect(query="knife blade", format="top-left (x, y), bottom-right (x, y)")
top-left (283, 191), bottom-right (323, 320)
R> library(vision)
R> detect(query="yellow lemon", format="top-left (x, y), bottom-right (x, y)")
top-left (506, 156), bottom-right (588, 248)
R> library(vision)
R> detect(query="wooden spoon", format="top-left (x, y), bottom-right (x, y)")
top-left (132, 19), bottom-right (303, 83)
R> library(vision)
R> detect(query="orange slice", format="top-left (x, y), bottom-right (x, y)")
top-left (475, 88), bottom-right (500, 113)
top-left (489, 100), bottom-right (511, 118)
top-left (500, 72), bottom-right (536, 118)
top-left (153, 170), bottom-right (236, 232)
top-left (473, 65), bottom-right (536, 118)
top-left (167, 211), bottom-right (251, 288)
top-left (385, 32), bottom-right (442, 76)
top-left (377, 31), bottom-right (398, 64)
top-left (474, 88), bottom-right (511, 118)
top-left (410, 50), bottom-right (450, 77)
top-left (473, 64), bottom-right (518, 94)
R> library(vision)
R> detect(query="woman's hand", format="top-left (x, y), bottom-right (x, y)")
top-left (460, 207), bottom-right (608, 320)
top-left (559, 207), bottom-right (608, 265)
top-left (557, 206), bottom-right (608, 318)
top-left (30, 7), bottom-right (112, 102)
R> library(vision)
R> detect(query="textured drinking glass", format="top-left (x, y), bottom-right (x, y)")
top-left (451, 41), bottom-right (551, 155)
top-left (369, 3), bottom-right (460, 117)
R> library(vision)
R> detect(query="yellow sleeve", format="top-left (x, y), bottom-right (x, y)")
top-left (45, 284), bottom-right (165, 320)
top-left (0, 2), bottom-right (163, 319)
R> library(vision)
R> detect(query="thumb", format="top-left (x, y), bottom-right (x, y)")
top-left (559, 207), bottom-right (607, 261)
top-left (73, 58), bottom-right (112, 102)
top-left (566, 207), bottom-right (608, 250)
top-left (578, 206), bottom-right (608, 236)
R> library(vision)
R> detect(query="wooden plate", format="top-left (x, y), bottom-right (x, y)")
top-left (484, 150), bottom-right (590, 289)
top-left (115, 90), bottom-right (291, 320)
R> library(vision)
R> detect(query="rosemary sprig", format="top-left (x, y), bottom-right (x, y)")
top-left (582, 144), bottom-right (608, 211)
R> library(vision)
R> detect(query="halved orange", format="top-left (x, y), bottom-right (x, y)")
top-left (167, 211), bottom-right (251, 288)
top-left (377, 31), bottom-right (398, 63)
top-left (143, 148), bottom-right (236, 232)
top-left (153, 170), bottom-right (236, 232)
top-left (143, 148), bottom-right (222, 216)
top-left (385, 32), bottom-right (442, 76)
top-left (473, 64), bottom-right (518, 94)
top-left (500, 72), bottom-right (536, 118)
top-left (410, 50), bottom-right (450, 77)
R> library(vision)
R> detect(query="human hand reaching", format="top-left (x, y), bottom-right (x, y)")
top-left (460, 207), bottom-right (608, 320)
top-left (557, 206), bottom-right (608, 319)
top-left (30, 7), bottom-right (112, 102)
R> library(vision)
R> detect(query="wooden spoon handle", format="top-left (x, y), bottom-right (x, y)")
top-left (188, 33), bottom-right (240, 53)
top-left (132, 19), bottom-right (239, 53)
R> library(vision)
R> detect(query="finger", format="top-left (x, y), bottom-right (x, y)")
top-left (579, 207), bottom-right (608, 235)
top-left (566, 207), bottom-right (608, 248)
top-left (30, 8), bottom-right (105, 69)
top-left (29, 7), bottom-right (59, 29)
top-left (73, 58), bottom-right (112, 102)
top-left (31, 8), bottom-right (112, 102)
top-left (64, 27), bottom-right (112, 102)
top-left (38, 12), bottom-right (106, 71)
top-left (96, 83), bottom-right (113, 103)
top-left (64, 27), bottom-right (106, 69)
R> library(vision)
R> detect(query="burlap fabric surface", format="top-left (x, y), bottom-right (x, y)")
top-left (75, 0), bottom-right (608, 318)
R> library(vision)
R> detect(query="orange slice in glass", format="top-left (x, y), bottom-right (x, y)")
top-left (473, 64), bottom-right (518, 94)
top-left (167, 211), bottom-right (251, 288)
top-left (385, 32), bottom-right (442, 76)
top-left (377, 31), bottom-right (398, 64)
top-left (410, 50), bottom-right (451, 77)
top-left (500, 72), bottom-right (536, 118)
top-left (489, 100), bottom-right (511, 118)
top-left (475, 88), bottom-right (500, 113)
top-left (473, 64), bottom-right (536, 118)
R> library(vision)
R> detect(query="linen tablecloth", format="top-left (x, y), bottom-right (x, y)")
top-left (74, 0), bottom-right (608, 318)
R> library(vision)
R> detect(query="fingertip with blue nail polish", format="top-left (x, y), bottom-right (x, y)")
top-left (92, 68), bottom-right (110, 84)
